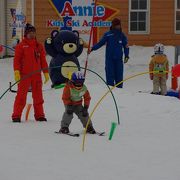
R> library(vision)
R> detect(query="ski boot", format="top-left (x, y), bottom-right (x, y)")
top-left (151, 91), bottom-right (160, 95)
top-left (87, 125), bottom-right (96, 134)
top-left (59, 127), bottom-right (69, 134)
top-left (12, 118), bottom-right (21, 123)
top-left (36, 117), bottom-right (47, 121)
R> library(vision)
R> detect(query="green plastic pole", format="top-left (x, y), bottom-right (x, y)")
top-left (108, 122), bottom-right (117, 140)
top-left (54, 84), bottom-right (65, 89)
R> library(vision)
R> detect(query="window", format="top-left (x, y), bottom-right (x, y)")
top-left (129, 0), bottom-right (150, 34)
top-left (175, 0), bottom-right (180, 33)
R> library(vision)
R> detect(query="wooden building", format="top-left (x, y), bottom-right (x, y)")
top-left (25, 0), bottom-right (180, 46)
top-left (1, 0), bottom-right (180, 54)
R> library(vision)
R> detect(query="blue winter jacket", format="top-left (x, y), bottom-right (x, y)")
top-left (91, 29), bottom-right (129, 61)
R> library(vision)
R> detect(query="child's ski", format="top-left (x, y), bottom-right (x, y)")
top-left (54, 131), bottom-right (105, 137)
top-left (95, 132), bottom-right (106, 136)
top-left (82, 131), bottom-right (106, 136)
top-left (138, 90), bottom-right (161, 95)
top-left (138, 90), bottom-right (152, 93)
top-left (54, 131), bottom-right (80, 137)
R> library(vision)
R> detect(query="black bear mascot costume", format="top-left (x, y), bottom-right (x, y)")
top-left (45, 30), bottom-right (84, 87)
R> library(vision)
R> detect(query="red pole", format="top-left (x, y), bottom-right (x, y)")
top-left (84, 0), bottom-right (98, 77)
top-left (171, 66), bottom-right (178, 90)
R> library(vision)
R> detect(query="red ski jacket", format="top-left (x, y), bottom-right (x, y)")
top-left (62, 82), bottom-right (91, 107)
top-left (13, 38), bottom-right (48, 76)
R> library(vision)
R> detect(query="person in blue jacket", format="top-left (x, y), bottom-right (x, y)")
top-left (90, 18), bottom-right (129, 88)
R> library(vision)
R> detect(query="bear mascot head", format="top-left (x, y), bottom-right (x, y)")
top-left (45, 30), bottom-right (84, 87)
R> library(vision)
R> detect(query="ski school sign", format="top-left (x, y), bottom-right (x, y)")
top-left (58, 1), bottom-right (105, 17)
top-left (48, 0), bottom-right (119, 44)
top-left (9, 9), bottom-right (26, 38)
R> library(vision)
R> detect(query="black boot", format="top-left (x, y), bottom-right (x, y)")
top-left (36, 117), bottom-right (47, 121)
top-left (12, 118), bottom-right (21, 123)
top-left (59, 127), bottom-right (69, 134)
top-left (151, 92), bottom-right (160, 95)
top-left (87, 125), bottom-right (96, 134)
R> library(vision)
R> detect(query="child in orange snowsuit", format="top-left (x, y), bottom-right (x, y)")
top-left (149, 43), bottom-right (169, 95)
top-left (59, 71), bottom-right (96, 134)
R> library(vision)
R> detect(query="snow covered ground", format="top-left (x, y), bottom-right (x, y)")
top-left (0, 46), bottom-right (180, 180)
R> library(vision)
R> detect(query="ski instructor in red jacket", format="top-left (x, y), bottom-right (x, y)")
top-left (12, 23), bottom-right (49, 122)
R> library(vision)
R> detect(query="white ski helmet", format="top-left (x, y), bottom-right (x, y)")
top-left (154, 43), bottom-right (164, 54)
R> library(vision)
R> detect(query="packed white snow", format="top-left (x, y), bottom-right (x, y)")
top-left (0, 46), bottom-right (180, 180)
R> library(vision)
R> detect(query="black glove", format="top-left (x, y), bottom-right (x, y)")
top-left (82, 105), bottom-right (89, 117)
top-left (66, 105), bottom-right (73, 115)
top-left (124, 57), bottom-right (129, 64)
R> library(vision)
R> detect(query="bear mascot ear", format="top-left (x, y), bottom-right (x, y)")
top-left (44, 30), bottom-right (59, 58)
top-left (72, 30), bottom-right (79, 37)
top-left (72, 30), bottom-right (84, 57)
top-left (51, 30), bottom-right (59, 39)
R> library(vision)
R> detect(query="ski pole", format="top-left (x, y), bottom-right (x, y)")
top-left (0, 44), bottom-right (15, 52)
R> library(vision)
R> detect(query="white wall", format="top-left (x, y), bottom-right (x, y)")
top-left (0, 0), bottom-right (6, 57)
top-left (5, 0), bottom-right (26, 56)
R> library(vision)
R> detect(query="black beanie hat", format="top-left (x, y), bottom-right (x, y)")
top-left (24, 23), bottom-right (36, 36)
top-left (112, 18), bottom-right (121, 27)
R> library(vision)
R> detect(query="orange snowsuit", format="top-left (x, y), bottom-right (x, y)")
top-left (12, 38), bottom-right (48, 119)
top-left (149, 54), bottom-right (169, 95)
top-left (149, 54), bottom-right (169, 79)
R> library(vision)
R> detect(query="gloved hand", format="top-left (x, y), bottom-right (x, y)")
top-left (124, 57), bottom-right (129, 64)
top-left (150, 73), bottom-right (153, 80)
top-left (66, 105), bottom-right (73, 115)
top-left (14, 70), bottom-right (21, 82)
top-left (82, 105), bottom-right (89, 117)
top-left (43, 72), bottom-right (49, 84)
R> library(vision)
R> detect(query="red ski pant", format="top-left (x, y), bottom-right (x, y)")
top-left (12, 75), bottom-right (45, 119)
